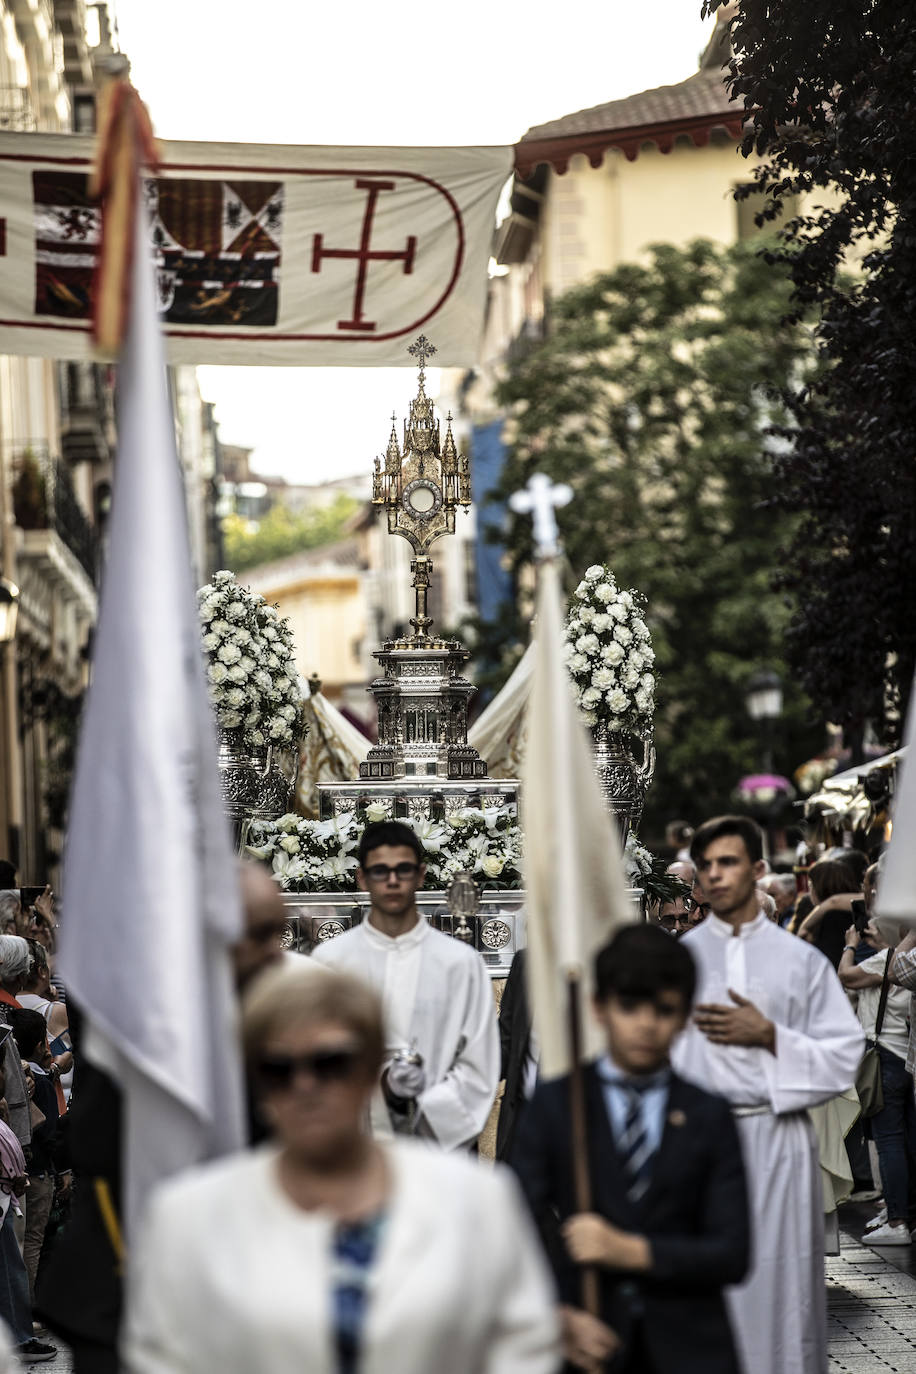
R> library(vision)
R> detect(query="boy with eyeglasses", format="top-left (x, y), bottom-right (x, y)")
top-left (310, 821), bottom-right (499, 1151)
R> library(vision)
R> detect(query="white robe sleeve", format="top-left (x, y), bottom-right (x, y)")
top-left (417, 953), bottom-right (500, 1151)
top-left (763, 950), bottom-right (865, 1114)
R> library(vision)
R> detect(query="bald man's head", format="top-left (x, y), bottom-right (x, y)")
top-left (233, 862), bottom-right (287, 990)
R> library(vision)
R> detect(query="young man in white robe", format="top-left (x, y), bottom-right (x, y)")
top-left (311, 821), bottom-right (499, 1151)
top-left (672, 815), bottom-right (864, 1374)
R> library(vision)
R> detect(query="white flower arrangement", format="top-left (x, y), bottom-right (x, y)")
top-left (246, 804), bottom-right (523, 893)
top-left (198, 570), bottom-right (304, 750)
top-left (564, 562), bottom-right (655, 732)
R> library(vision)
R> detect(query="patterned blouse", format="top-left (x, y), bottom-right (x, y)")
top-left (331, 1212), bottom-right (386, 1374)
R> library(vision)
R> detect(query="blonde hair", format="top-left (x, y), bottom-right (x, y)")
top-left (241, 960), bottom-right (385, 1076)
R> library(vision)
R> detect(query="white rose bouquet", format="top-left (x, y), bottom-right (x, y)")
top-left (563, 562), bottom-right (656, 732)
top-left (246, 803), bottom-right (523, 893)
top-left (198, 570), bottom-right (304, 751)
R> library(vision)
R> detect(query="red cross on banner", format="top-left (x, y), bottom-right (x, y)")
top-left (0, 133), bottom-right (513, 367)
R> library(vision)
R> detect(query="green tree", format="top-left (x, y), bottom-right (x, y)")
top-left (223, 493), bottom-right (359, 573)
top-left (703, 0), bottom-right (916, 752)
top-left (490, 238), bottom-right (823, 833)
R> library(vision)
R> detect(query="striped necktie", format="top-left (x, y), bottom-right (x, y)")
top-left (619, 1083), bottom-right (655, 1201)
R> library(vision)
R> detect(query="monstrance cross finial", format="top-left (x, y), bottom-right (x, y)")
top-left (408, 335), bottom-right (437, 374)
top-left (508, 472), bottom-right (573, 560)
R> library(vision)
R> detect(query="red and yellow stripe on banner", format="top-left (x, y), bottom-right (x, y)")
top-left (90, 78), bottom-right (159, 354)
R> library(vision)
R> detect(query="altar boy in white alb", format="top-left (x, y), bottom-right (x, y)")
top-left (673, 815), bottom-right (864, 1374)
top-left (311, 821), bottom-right (499, 1150)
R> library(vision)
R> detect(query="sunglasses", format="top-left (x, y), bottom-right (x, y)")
top-left (256, 1047), bottom-right (363, 1091)
top-left (363, 862), bottom-right (420, 882)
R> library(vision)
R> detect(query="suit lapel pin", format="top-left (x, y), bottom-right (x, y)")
top-left (668, 1109), bottom-right (686, 1127)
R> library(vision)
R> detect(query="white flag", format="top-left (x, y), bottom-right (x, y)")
top-left (521, 560), bottom-right (635, 1081)
top-left (0, 132), bottom-right (512, 367)
top-left (874, 688), bottom-right (916, 938)
top-left (59, 190), bottom-right (245, 1239)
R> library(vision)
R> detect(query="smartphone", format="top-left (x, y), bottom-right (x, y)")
top-left (851, 898), bottom-right (869, 934)
top-left (19, 885), bottom-right (45, 913)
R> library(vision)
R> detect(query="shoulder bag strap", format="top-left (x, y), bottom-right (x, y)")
top-left (874, 950), bottom-right (894, 1040)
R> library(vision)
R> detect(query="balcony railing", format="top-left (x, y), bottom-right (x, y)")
top-left (11, 447), bottom-right (97, 582)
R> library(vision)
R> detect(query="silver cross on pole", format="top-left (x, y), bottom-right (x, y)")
top-left (508, 472), bottom-right (573, 559)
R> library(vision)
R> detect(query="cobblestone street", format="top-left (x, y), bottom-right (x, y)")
top-left (827, 1223), bottom-right (916, 1373)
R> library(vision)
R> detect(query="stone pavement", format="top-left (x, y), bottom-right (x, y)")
top-left (827, 1227), bottom-right (916, 1371)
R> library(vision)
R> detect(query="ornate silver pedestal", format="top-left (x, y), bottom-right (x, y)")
top-left (592, 722), bottom-right (656, 842)
top-left (319, 778), bottom-right (518, 823)
top-left (217, 732), bottom-right (293, 826)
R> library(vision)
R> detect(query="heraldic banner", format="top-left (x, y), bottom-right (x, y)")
top-left (0, 132), bottom-right (513, 367)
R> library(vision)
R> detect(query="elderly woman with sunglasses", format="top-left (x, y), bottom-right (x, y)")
top-left (124, 961), bottom-right (559, 1374)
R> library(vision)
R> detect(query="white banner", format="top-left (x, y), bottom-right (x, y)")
top-left (0, 133), bottom-right (512, 366)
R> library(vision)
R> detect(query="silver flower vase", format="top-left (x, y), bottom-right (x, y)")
top-left (591, 721), bottom-right (656, 844)
top-left (217, 730), bottom-right (294, 845)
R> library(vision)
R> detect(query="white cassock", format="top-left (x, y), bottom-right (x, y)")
top-left (311, 919), bottom-right (499, 1151)
top-left (672, 912), bottom-right (864, 1374)
top-left (123, 1140), bottom-right (560, 1374)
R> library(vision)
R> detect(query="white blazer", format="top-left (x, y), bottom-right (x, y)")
top-left (124, 1139), bottom-right (560, 1374)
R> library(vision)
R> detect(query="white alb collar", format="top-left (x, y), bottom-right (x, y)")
top-left (707, 910), bottom-right (770, 940)
top-left (362, 914), bottom-right (428, 952)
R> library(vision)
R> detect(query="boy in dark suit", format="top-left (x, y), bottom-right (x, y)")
top-left (510, 923), bottom-right (749, 1374)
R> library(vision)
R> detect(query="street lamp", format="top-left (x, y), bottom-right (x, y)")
top-left (0, 580), bottom-right (19, 646)
top-left (745, 670), bottom-right (783, 773)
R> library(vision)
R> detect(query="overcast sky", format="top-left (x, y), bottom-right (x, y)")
top-left (111, 0), bottom-right (715, 484)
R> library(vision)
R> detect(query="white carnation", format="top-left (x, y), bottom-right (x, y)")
top-left (226, 687), bottom-right (246, 707)
top-left (569, 653), bottom-right (589, 672)
top-left (591, 613), bottom-right (610, 632)
top-left (567, 618), bottom-right (583, 637)
top-left (220, 709), bottom-right (243, 729)
top-left (581, 709), bottom-right (598, 726)
top-left (269, 716), bottom-right (289, 739)
top-left (594, 582), bottom-right (616, 603)
top-left (601, 642), bottom-right (625, 666)
top-left (608, 602), bottom-right (627, 621)
top-left (578, 606), bottom-right (595, 624)
top-left (575, 581), bottom-right (590, 599)
top-left (217, 641), bottom-right (242, 664)
top-left (641, 672), bottom-right (655, 690)
top-left (613, 624), bottom-right (633, 646)
top-left (621, 665), bottom-right (640, 689)
top-left (208, 662), bottom-right (228, 684)
top-left (229, 664), bottom-right (246, 683)
top-left (575, 634), bottom-right (599, 655)
top-left (210, 619), bottom-right (230, 638)
top-left (226, 600), bottom-right (247, 621)
top-left (618, 591), bottom-right (634, 610)
top-left (582, 687), bottom-right (601, 706)
top-left (249, 729), bottom-right (265, 747)
top-left (201, 632), bottom-right (218, 651)
top-left (606, 688), bottom-right (628, 714)
top-left (591, 667), bottom-right (616, 690)
top-left (633, 618), bottom-right (651, 640)
top-left (212, 570), bottom-right (235, 586)
top-left (635, 690), bottom-right (652, 713)
top-left (585, 565), bottom-right (604, 582)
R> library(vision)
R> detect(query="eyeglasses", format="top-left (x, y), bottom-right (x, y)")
top-left (256, 1046), bottom-right (363, 1091)
top-left (363, 862), bottom-right (420, 882)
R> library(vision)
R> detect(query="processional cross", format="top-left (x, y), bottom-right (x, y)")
top-left (508, 472), bottom-right (573, 559)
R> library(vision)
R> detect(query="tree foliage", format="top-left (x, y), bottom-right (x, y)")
top-left (489, 238), bottom-right (823, 832)
top-left (222, 494), bottom-right (359, 573)
top-left (704, 0), bottom-right (916, 748)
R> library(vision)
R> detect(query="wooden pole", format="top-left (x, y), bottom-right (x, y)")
top-left (567, 969), bottom-right (601, 1317)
